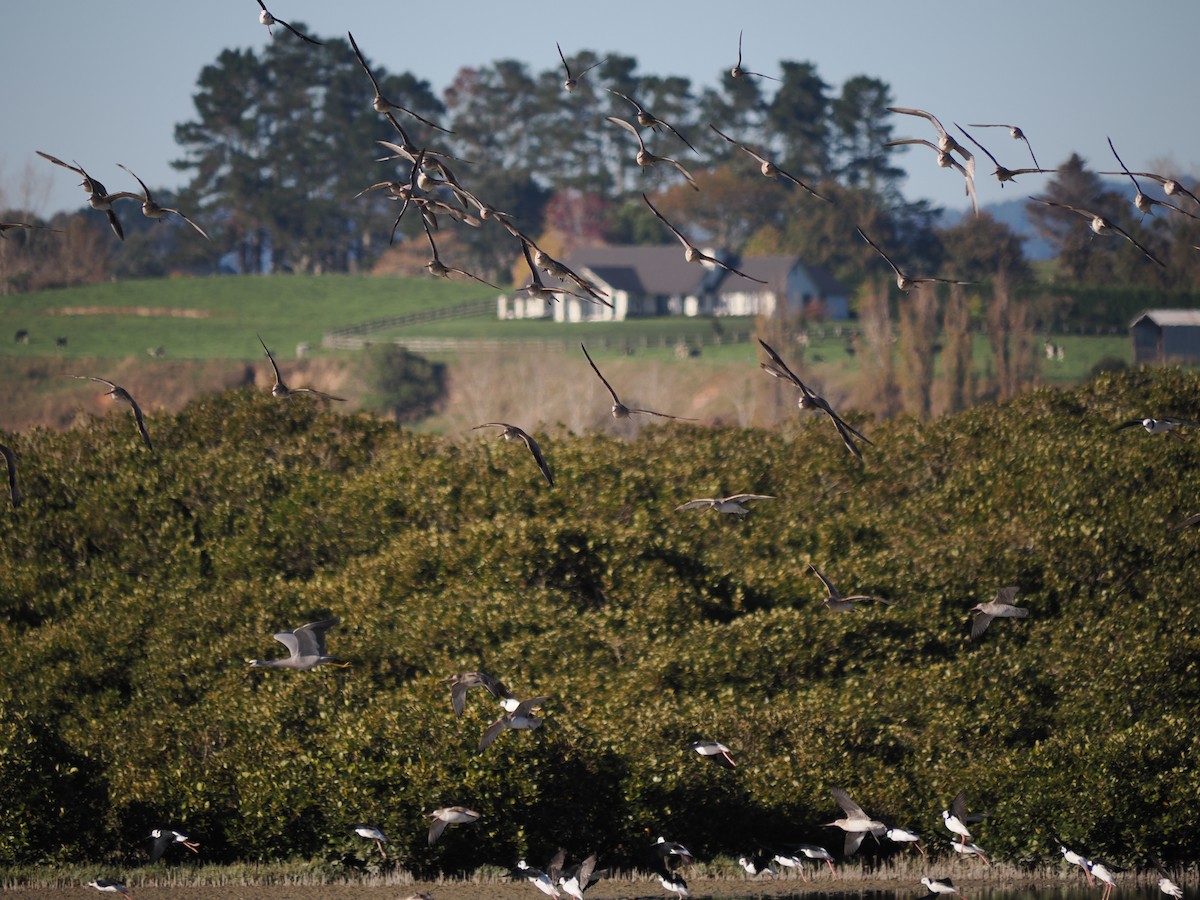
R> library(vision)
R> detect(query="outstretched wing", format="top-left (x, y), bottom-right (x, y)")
top-left (294, 618), bottom-right (340, 657)
top-left (581, 343), bottom-right (622, 405)
top-left (0, 442), bottom-right (21, 508)
top-left (516, 429), bottom-right (554, 487)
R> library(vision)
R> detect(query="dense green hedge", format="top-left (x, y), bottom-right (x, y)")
top-left (1, 373), bottom-right (1199, 871)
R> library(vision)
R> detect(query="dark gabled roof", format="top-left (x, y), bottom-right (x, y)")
top-left (567, 245), bottom-right (709, 296)
top-left (586, 265), bottom-right (643, 295)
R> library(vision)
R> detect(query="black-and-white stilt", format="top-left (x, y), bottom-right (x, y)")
top-left (687, 740), bottom-right (736, 769)
top-left (922, 876), bottom-right (966, 900)
top-left (349, 824), bottom-right (387, 858)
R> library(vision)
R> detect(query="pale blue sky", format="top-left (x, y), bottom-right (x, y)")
top-left (3, 0), bottom-right (1197, 218)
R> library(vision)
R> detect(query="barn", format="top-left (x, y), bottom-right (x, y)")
top-left (1130, 310), bottom-right (1200, 365)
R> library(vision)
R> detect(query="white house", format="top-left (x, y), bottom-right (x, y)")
top-left (497, 245), bottom-right (849, 322)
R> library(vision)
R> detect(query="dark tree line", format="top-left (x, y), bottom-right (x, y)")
top-left (7, 29), bottom-right (1200, 294)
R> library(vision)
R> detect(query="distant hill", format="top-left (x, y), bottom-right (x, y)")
top-left (937, 196), bottom-right (1055, 260)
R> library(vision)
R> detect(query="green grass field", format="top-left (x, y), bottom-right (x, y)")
top-left (0, 275), bottom-right (495, 360)
top-left (0, 274), bottom-right (1139, 389)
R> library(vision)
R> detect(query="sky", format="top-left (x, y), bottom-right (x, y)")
top-left (3, 0), bottom-right (1198, 220)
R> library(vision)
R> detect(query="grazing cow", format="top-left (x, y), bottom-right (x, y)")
top-left (14, 330), bottom-right (28, 344)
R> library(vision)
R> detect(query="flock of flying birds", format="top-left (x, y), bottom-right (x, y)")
top-left (6, 5), bottom-right (1198, 899)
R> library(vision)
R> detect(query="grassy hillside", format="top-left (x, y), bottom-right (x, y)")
top-left (2, 374), bottom-right (1197, 871)
top-left (0, 275), bottom-right (495, 360)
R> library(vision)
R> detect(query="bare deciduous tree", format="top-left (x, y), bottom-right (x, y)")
top-left (897, 283), bottom-right (939, 418)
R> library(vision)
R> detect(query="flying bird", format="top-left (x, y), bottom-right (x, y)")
top-left (605, 116), bottom-right (698, 189)
top-left (148, 828), bottom-right (200, 863)
top-left (642, 193), bottom-right (767, 282)
top-left (955, 125), bottom-right (1055, 186)
top-left (254, 0), bottom-right (322, 44)
top-left (87, 881), bottom-right (132, 898)
top-left (443, 670), bottom-right (519, 716)
top-left (428, 806), bottom-right (479, 845)
top-left (515, 851), bottom-right (564, 898)
top-left (856, 226), bottom-right (973, 292)
top-left (948, 839), bottom-right (992, 866)
top-left (349, 824), bottom-right (388, 858)
top-left (420, 218), bottom-right (500, 287)
top-left (557, 42), bottom-right (607, 93)
top-left (258, 334), bottom-right (345, 401)
top-left (1095, 169), bottom-right (1200, 207)
top-left (883, 826), bottom-right (926, 859)
top-left (117, 164), bottom-right (210, 238)
top-left (1104, 138), bottom-right (1200, 222)
top-left (1028, 197), bottom-right (1164, 267)
top-left (969, 586), bottom-right (1029, 639)
top-left (687, 739), bottom-right (736, 769)
top-left (517, 241), bottom-right (592, 304)
top-left (730, 30), bottom-right (778, 81)
top-left (608, 91), bottom-right (696, 153)
top-left (0, 442), bottom-right (20, 508)
top-left (523, 239), bottom-right (611, 305)
top-left (348, 32), bottom-right (452, 133)
top-left (0, 221), bottom-right (60, 238)
top-left (1059, 843), bottom-right (1095, 887)
top-left (884, 138), bottom-right (977, 216)
top-left (770, 850), bottom-right (808, 880)
top-left (942, 791), bottom-right (982, 844)
top-left (71, 376), bottom-right (153, 452)
top-left (37, 151), bottom-right (137, 240)
top-left (581, 343), bottom-right (695, 421)
top-left (825, 787), bottom-right (886, 856)
top-left (790, 844), bottom-right (837, 877)
top-left (738, 852), bottom-right (777, 877)
top-left (965, 122), bottom-right (1040, 168)
top-left (808, 564), bottom-right (890, 611)
top-left (1113, 416), bottom-right (1197, 435)
top-left (652, 836), bottom-right (696, 867)
top-left (472, 423), bottom-right (554, 487)
top-left (557, 853), bottom-right (601, 900)
top-left (246, 618), bottom-right (348, 670)
top-left (886, 107), bottom-right (975, 178)
top-left (709, 125), bottom-right (829, 202)
top-left (674, 494), bottom-right (774, 517)
top-left (479, 695), bottom-right (549, 751)
top-left (758, 338), bottom-right (873, 460)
